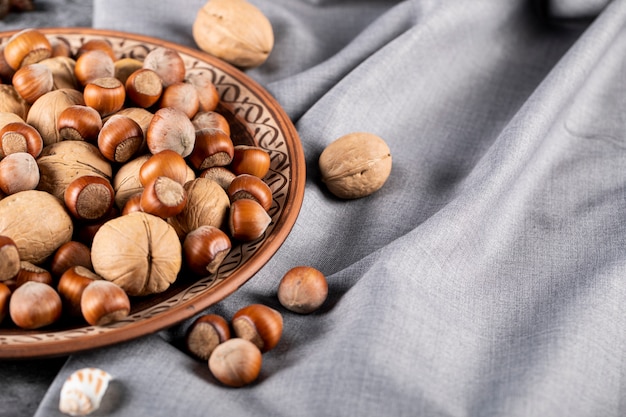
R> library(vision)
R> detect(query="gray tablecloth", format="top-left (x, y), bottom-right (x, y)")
top-left (2, 0), bottom-right (626, 416)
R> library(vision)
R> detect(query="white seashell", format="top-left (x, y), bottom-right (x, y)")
top-left (59, 367), bottom-right (112, 416)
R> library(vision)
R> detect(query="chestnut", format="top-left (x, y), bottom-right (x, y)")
top-left (57, 265), bottom-right (101, 317)
top-left (231, 303), bottom-right (283, 352)
top-left (183, 225), bottom-right (231, 276)
top-left (0, 121), bottom-right (43, 160)
top-left (139, 149), bottom-right (189, 186)
top-left (0, 282), bottom-right (10, 324)
top-left (185, 313), bottom-right (230, 361)
top-left (140, 176), bottom-right (187, 219)
top-left (50, 240), bottom-right (92, 278)
top-left (0, 152), bottom-right (40, 195)
top-left (11, 63), bottom-right (54, 104)
top-left (146, 107), bottom-right (196, 157)
top-left (125, 67), bottom-right (163, 108)
top-left (188, 128), bottom-right (234, 170)
top-left (230, 145), bottom-right (271, 178)
top-left (277, 266), bottom-right (328, 314)
top-left (74, 49), bottom-right (115, 86)
top-left (0, 235), bottom-right (20, 282)
top-left (64, 175), bottom-right (115, 221)
top-left (228, 199), bottom-right (272, 241)
top-left (9, 281), bottom-right (62, 329)
top-left (192, 111), bottom-right (230, 136)
top-left (84, 76), bottom-right (126, 117)
top-left (14, 261), bottom-right (53, 288)
top-left (57, 105), bottom-right (103, 142)
top-left (227, 174), bottom-right (272, 212)
top-left (80, 280), bottom-right (130, 326)
top-left (208, 338), bottom-right (262, 387)
top-left (97, 114), bottom-right (144, 163)
top-left (3, 28), bottom-right (52, 70)
top-left (142, 47), bottom-right (186, 87)
top-left (199, 166), bottom-right (236, 190)
top-left (159, 81), bottom-right (200, 119)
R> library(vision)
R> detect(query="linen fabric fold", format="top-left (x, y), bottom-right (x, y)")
top-left (31, 0), bottom-right (626, 415)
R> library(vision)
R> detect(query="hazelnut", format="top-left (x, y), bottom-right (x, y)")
top-left (183, 225), bottom-right (231, 276)
top-left (124, 67), bottom-right (163, 108)
top-left (318, 132), bottom-right (392, 199)
top-left (0, 282), bottom-right (10, 324)
top-left (231, 303), bottom-right (283, 352)
top-left (185, 71), bottom-right (219, 113)
top-left (9, 281), bottom-right (62, 329)
top-left (139, 149), bottom-right (189, 186)
top-left (81, 280), bottom-right (130, 326)
top-left (142, 47), bottom-right (186, 88)
top-left (146, 107), bottom-right (196, 157)
top-left (228, 198), bottom-right (271, 242)
top-left (140, 176), bottom-right (187, 219)
top-left (75, 39), bottom-right (116, 61)
top-left (0, 152), bottom-right (39, 195)
top-left (188, 128), bottom-right (234, 170)
top-left (57, 105), bottom-right (103, 142)
top-left (159, 81), bottom-right (199, 119)
top-left (57, 265), bottom-right (100, 317)
top-left (277, 266), bottom-right (328, 314)
top-left (230, 145), bottom-right (271, 178)
top-left (114, 57), bottom-right (144, 85)
top-left (97, 114), bottom-right (144, 163)
top-left (50, 240), bottom-right (92, 278)
top-left (185, 313), bottom-right (230, 360)
top-left (192, 111), bottom-right (230, 136)
top-left (208, 338), bottom-right (262, 387)
top-left (74, 49), bottom-right (115, 86)
top-left (0, 121), bottom-right (43, 159)
top-left (193, 0), bottom-right (274, 68)
top-left (112, 153), bottom-right (150, 210)
top-left (227, 174), bottom-right (272, 212)
top-left (3, 28), bottom-right (52, 70)
top-left (26, 88), bottom-right (86, 146)
top-left (14, 261), bottom-right (53, 288)
top-left (199, 166), bottom-right (236, 190)
top-left (64, 175), bottom-right (115, 221)
top-left (84, 76), bottom-right (126, 117)
top-left (11, 63), bottom-right (54, 104)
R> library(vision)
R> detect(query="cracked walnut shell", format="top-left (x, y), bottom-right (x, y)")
top-left (91, 212), bottom-right (182, 296)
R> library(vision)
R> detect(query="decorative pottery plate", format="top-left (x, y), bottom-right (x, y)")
top-left (0, 28), bottom-right (305, 359)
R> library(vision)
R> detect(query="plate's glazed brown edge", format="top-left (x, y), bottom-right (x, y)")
top-left (0, 28), bottom-right (306, 359)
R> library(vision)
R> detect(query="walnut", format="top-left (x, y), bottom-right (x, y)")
top-left (0, 190), bottom-right (73, 265)
top-left (91, 212), bottom-right (182, 296)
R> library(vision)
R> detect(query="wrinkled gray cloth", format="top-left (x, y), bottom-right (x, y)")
top-left (3, 0), bottom-right (626, 415)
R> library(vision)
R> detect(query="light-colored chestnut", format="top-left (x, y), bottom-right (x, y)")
top-left (0, 152), bottom-right (40, 195)
top-left (146, 107), bottom-right (196, 157)
top-left (230, 145), bottom-right (271, 178)
top-left (188, 128), bottom-right (234, 170)
top-left (159, 81), bottom-right (200, 119)
top-left (36, 140), bottom-right (112, 201)
top-left (125, 67), bottom-right (163, 108)
top-left (186, 71), bottom-right (219, 113)
top-left (277, 266), bottom-right (328, 314)
top-left (228, 198), bottom-right (272, 242)
top-left (64, 175), bottom-right (115, 221)
top-left (75, 38), bottom-right (116, 61)
top-left (0, 282), bottom-right (10, 324)
top-left (80, 280), bottom-right (130, 326)
top-left (114, 57), bottom-right (143, 85)
top-left (0, 121), bottom-right (44, 158)
top-left (139, 149), bottom-right (188, 186)
top-left (183, 225), bottom-right (231, 276)
top-left (97, 114), bottom-right (144, 163)
top-left (57, 105), bottom-right (103, 142)
top-left (91, 212), bottom-right (181, 296)
top-left (192, 111), bottom-right (230, 136)
top-left (74, 49), bottom-right (115, 86)
top-left (0, 235), bottom-right (20, 282)
top-left (208, 338), bottom-right (262, 387)
top-left (232, 303), bottom-right (283, 352)
top-left (14, 261), bottom-right (53, 288)
top-left (9, 281), bottom-right (62, 329)
top-left (50, 240), bottom-right (92, 278)
top-left (199, 166), bottom-right (236, 190)
top-left (26, 88), bottom-right (86, 146)
top-left (142, 47), bottom-right (186, 87)
top-left (11, 62), bottom-right (54, 104)
top-left (0, 190), bottom-right (73, 265)
top-left (168, 177), bottom-right (230, 238)
top-left (58, 265), bottom-right (101, 317)
top-left (227, 174), bottom-right (272, 212)
top-left (84, 76), bottom-right (126, 117)
top-left (185, 313), bottom-right (230, 360)
top-left (140, 176), bottom-right (187, 219)
top-left (3, 28), bottom-right (52, 70)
